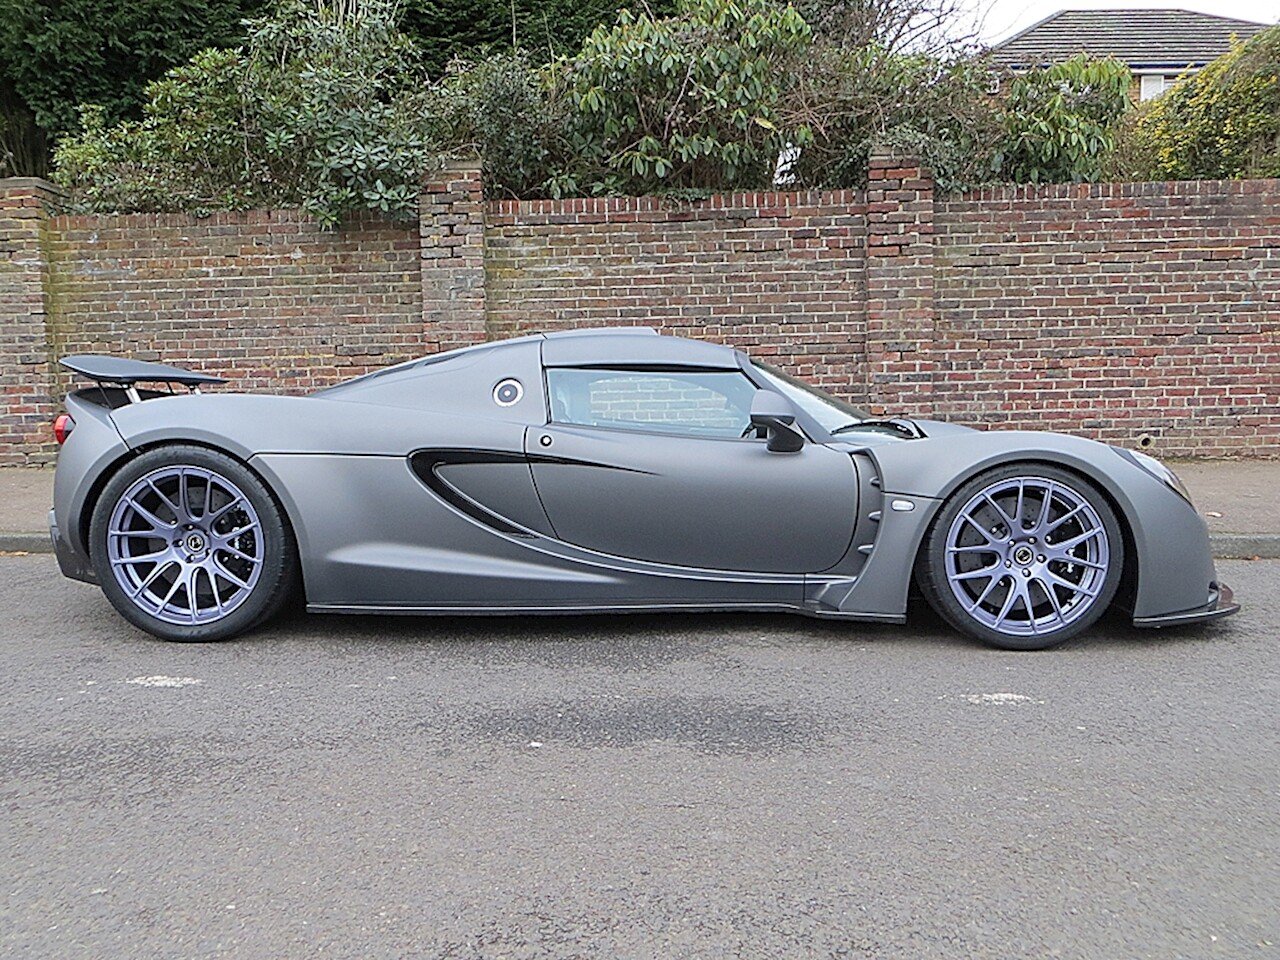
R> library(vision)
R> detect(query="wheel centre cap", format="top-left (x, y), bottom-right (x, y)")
top-left (1012, 544), bottom-right (1035, 566)
top-left (184, 531), bottom-right (207, 554)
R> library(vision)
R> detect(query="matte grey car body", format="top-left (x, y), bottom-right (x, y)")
top-left (50, 328), bottom-right (1237, 646)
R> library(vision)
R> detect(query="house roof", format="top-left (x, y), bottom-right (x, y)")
top-left (988, 8), bottom-right (1271, 71)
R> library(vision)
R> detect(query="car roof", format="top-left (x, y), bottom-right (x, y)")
top-left (316, 327), bottom-right (741, 395)
top-left (541, 328), bottom-right (740, 370)
top-left (542, 326), bottom-right (658, 339)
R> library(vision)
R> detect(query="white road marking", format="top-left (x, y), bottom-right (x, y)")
top-left (126, 675), bottom-right (202, 688)
top-left (963, 692), bottom-right (1042, 705)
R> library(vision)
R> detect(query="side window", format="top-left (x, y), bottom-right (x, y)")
top-left (547, 368), bottom-right (757, 439)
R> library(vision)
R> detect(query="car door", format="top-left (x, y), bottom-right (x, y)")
top-left (526, 365), bottom-right (858, 573)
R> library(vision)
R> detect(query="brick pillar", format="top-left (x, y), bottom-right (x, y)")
top-left (0, 178), bottom-right (62, 466)
top-left (864, 150), bottom-right (936, 417)
top-left (419, 160), bottom-right (488, 353)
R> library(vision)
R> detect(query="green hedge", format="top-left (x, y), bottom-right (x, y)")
top-left (52, 0), bottom-right (1151, 223)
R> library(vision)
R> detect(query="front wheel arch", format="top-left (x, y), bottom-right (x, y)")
top-left (914, 459), bottom-right (1134, 648)
top-left (912, 457), bottom-right (1139, 611)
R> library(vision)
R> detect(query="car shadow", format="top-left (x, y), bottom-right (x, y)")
top-left (253, 599), bottom-right (967, 653)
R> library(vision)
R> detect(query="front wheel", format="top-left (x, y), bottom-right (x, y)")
top-left (918, 465), bottom-right (1124, 650)
top-left (89, 446), bottom-right (297, 642)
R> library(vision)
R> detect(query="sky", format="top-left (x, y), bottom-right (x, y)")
top-left (973, 0), bottom-right (1280, 46)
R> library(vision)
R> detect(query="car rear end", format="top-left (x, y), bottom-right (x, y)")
top-left (49, 389), bottom-right (132, 584)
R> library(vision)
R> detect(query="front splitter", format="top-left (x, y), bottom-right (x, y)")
top-left (1132, 582), bottom-right (1239, 628)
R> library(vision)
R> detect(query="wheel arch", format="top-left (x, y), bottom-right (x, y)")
top-left (78, 438), bottom-right (307, 598)
top-left (908, 455), bottom-right (1139, 615)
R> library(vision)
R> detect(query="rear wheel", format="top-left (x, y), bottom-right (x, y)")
top-left (89, 445), bottom-right (297, 642)
top-left (919, 464), bottom-right (1124, 650)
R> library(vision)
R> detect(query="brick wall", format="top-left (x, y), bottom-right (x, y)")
top-left (1, 180), bottom-right (62, 465)
top-left (46, 209), bottom-right (422, 388)
top-left (420, 160), bottom-right (488, 354)
top-left (485, 186), bottom-right (869, 403)
top-left (933, 180), bottom-right (1280, 456)
top-left (3, 209), bottom-right (422, 465)
top-left (1, 155), bottom-right (1277, 465)
top-left (865, 149), bottom-right (936, 417)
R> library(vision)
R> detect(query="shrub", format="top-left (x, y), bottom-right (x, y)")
top-left (553, 0), bottom-right (814, 195)
top-left (1000, 54), bottom-right (1132, 184)
top-left (428, 52), bottom-right (567, 198)
top-left (1126, 26), bottom-right (1280, 180)
top-left (54, 0), bottom-right (1159, 217)
top-left (54, 0), bottom-right (436, 225)
top-left (786, 46), bottom-right (1004, 192)
top-left (55, 51), bottom-right (259, 215)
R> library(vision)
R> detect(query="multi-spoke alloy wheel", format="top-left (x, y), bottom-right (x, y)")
top-left (107, 466), bottom-right (263, 625)
top-left (920, 466), bottom-right (1124, 650)
top-left (90, 446), bottom-right (296, 642)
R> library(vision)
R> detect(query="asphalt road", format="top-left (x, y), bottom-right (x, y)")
top-left (2, 555), bottom-right (1277, 960)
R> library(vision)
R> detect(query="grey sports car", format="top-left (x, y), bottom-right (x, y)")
top-left (49, 328), bottom-right (1237, 649)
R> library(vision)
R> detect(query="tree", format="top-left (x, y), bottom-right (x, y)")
top-left (1124, 26), bottom-right (1280, 181)
top-left (1001, 55), bottom-right (1131, 184)
top-left (400, 0), bottom-right (677, 77)
top-left (553, 0), bottom-right (814, 195)
top-left (783, 45), bottom-right (1003, 192)
top-left (0, 0), bottom-right (266, 174)
top-left (0, 86), bottom-right (47, 178)
top-left (793, 0), bottom-right (979, 56)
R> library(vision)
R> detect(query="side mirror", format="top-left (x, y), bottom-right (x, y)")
top-left (750, 391), bottom-right (805, 453)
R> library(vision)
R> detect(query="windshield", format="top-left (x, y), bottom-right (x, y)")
top-left (749, 361), bottom-right (868, 435)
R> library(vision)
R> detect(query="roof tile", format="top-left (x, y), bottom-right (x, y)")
top-left (988, 9), bottom-right (1271, 70)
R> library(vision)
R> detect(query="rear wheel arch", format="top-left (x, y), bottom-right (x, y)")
top-left (87, 442), bottom-right (301, 640)
top-left (79, 440), bottom-right (305, 594)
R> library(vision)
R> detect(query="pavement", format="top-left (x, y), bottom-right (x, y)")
top-left (4, 459), bottom-right (1277, 557)
top-left (2, 552), bottom-right (1276, 959)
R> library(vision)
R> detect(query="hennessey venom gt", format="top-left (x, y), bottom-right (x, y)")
top-left (49, 328), bottom-right (1237, 649)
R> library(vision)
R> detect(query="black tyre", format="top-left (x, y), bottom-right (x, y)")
top-left (89, 445), bottom-right (297, 642)
top-left (918, 464), bottom-right (1124, 651)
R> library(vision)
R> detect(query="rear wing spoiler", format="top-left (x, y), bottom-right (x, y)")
top-left (60, 355), bottom-right (225, 403)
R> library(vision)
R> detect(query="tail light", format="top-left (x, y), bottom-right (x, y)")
top-left (53, 413), bottom-right (75, 445)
